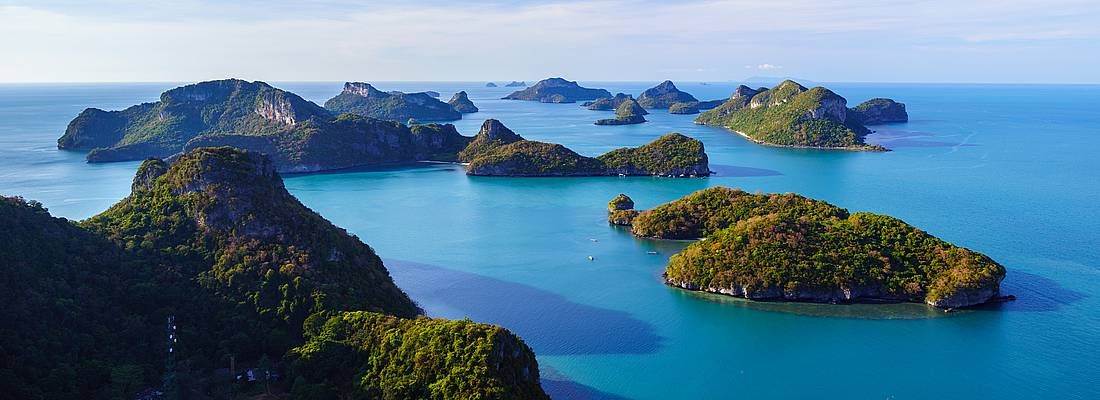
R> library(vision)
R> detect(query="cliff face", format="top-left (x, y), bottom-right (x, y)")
top-left (58, 79), bottom-right (480, 173)
top-left (625, 188), bottom-right (1006, 308)
top-left (58, 79), bottom-right (329, 157)
top-left (325, 82), bottom-right (461, 122)
top-left (502, 77), bottom-right (611, 103)
top-left (637, 80), bottom-right (698, 109)
top-left (849, 98), bottom-right (909, 125)
top-left (448, 91), bottom-right (479, 113)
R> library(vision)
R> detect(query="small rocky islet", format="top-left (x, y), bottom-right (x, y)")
top-left (1, 147), bottom-right (548, 398)
top-left (609, 188), bottom-right (1008, 308)
top-left (594, 97), bottom-right (648, 125)
top-left (448, 90), bottom-right (479, 113)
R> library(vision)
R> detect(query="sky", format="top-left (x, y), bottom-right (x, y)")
top-left (1, 0), bottom-right (1099, 83)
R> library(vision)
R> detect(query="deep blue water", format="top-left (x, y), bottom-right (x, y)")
top-left (1, 81), bottom-right (1097, 399)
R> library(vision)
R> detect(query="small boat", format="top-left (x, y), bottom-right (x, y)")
top-left (587, 256), bottom-right (595, 261)
top-left (590, 238), bottom-right (599, 242)
top-left (647, 251), bottom-right (658, 255)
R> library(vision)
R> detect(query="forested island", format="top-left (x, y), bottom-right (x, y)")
top-left (695, 80), bottom-right (907, 150)
top-left (612, 187), bottom-right (1007, 308)
top-left (0, 147), bottom-right (548, 399)
top-left (324, 82), bottom-right (461, 122)
top-left (637, 80), bottom-right (698, 109)
top-left (502, 78), bottom-right (611, 103)
top-left (594, 98), bottom-right (648, 125)
top-left (461, 120), bottom-right (709, 177)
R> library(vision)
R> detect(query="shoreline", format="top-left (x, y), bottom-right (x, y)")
top-left (696, 121), bottom-right (888, 152)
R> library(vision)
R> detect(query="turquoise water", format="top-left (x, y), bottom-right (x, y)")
top-left (1, 81), bottom-right (1098, 399)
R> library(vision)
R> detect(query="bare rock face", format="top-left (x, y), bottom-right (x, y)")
top-left (448, 91), bottom-right (479, 113)
top-left (809, 90), bottom-right (849, 122)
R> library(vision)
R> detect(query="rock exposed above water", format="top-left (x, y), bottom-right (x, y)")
top-left (595, 98), bottom-right (648, 125)
top-left (607, 194), bottom-right (639, 225)
top-left (849, 98), bottom-right (909, 125)
top-left (620, 187), bottom-right (1007, 308)
top-left (504, 81), bottom-right (527, 87)
top-left (637, 80), bottom-right (698, 109)
top-left (448, 91), bottom-right (479, 113)
top-left (502, 78), bottom-right (612, 103)
top-left (325, 82), bottom-right (461, 122)
top-left (485, 82), bottom-right (498, 87)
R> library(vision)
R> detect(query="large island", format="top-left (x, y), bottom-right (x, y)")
top-left (502, 77), bottom-right (611, 103)
top-left (0, 147), bottom-right (548, 399)
top-left (695, 80), bottom-right (907, 150)
top-left (612, 187), bottom-right (1007, 308)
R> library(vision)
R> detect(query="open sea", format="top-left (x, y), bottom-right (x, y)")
top-left (1, 81), bottom-right (1097, 399)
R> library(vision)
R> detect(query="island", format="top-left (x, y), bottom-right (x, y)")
top-left (583, 93), bottom-right (633, 111)
top-left (637, 80), bottom-right (698, 109)
top-left (848, 98), bottom-right (909, 125)
top-left (486, 82), bottom-right (498, 87)
top-left (460, 119), bottom-right (709, 177)
top-left (595, 98), bottom-right (648, 125)
top-left (0, 147), bottom-right (548, 399)
top-left (448, 90), bottom-right (479, 113)
top-left (56, 79), bottom-right (474, 173)
top-left (502, 77), bottom-right (612, 103)
top-left (504, 81), bottom-right (527, 87)
top-left (325, 82), bottom-right (461, 122)
top-left (616, 187), bottom-right (1008, 308)
top-left (668, 101), bottom-right (700, 114)
top-left (695, 80), bottom-right (902, 150)
top-left (607, 193), bottom-right (639, 225)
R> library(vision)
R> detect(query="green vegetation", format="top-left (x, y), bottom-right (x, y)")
top-left (325, 82), bottom-right (461, 122)
top-left (608, 193), bottom-right (635, 211)
top-left (448, 91), bottom-right (480, 113)
top-left (502, 78), bottom-right (611, 103)
top-left (695, 80), bottom-right (887, 150)
top-left (583, 93), bottom-right (632, 110)
top-left (626, 187), bottom-right (1006, 307)
top-left (0, 147), bottom-right (546, 398)
top-left (608, 194), bottom-right (638, 225)
top-left (636, 80), bottom-right (698, 109)
top-left (594, 98), bottom-right (648, 125)
top-left (668, 102), bottom-right (700, 114)
top-left (597, 133), bottom-right (709, 176)
top-left (461, 120), bottom-right (710, 177)
top-left (288, 312), bottom-right (547, 400)
top-left (58, 79), bottom-right (479, 172)
top-left (849, 98), bottom-right (909, 125)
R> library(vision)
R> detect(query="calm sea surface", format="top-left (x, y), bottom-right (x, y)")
top-left (1, 81), bottom-right (1097, 399)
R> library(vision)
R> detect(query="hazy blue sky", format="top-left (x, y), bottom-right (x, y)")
top-left (2, 0), bottom-right (1098, 83)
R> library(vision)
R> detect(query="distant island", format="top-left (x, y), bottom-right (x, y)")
top-left (57, 79), bottom-right (474, 172)
top-left (448, 91), bottom-right (479, 113)
top-left (614, 187), bottom-right (1007, 308)
top-left (0, 147), bottom-right (548, 399)
top-left (594, 97), bottom-right (648, 125)
top-left (637, 80), bottom-right (698, 109)
top-left (849, 98), bottom-right (909, 125)
top-left (504, 81), bottom-right (527, 87)
top-left (461, 120), bottom-right (709, 177)
top-left (502, 77), bottom-right (612, 103)
top-left (695, 80), bottom-right (907, 150)
top-left (325, 82), bottom-right (461, 122)
top-left (583, 93), bottom-right (633, 110)
top-left (485, 82), bottom-right (498, 87)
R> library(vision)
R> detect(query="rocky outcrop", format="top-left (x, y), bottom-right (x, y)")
top-left (485, 82), bottom-right (498, 87)
top-left (502, 78), bottom-right (611, 103)
top-left (637, 80), bottom-right (698, 109)
top-left (504, 81), bottom-right (527, 87)
top-left (595, 98), bottom-right (647, 125)
top-left (849, 98), bottom-right (908, 125)
top-left (325, 82), bottom-right (461, 122)
top-left (448, 91), bottom-right (479, 113)
top-left (669, 102), bottom-right (700, 114)
top-left (607, 194), bottom-right (639, 225)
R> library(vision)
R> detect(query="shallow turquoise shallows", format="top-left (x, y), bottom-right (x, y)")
top-left (1, 81), bottom-right (1097, 399)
